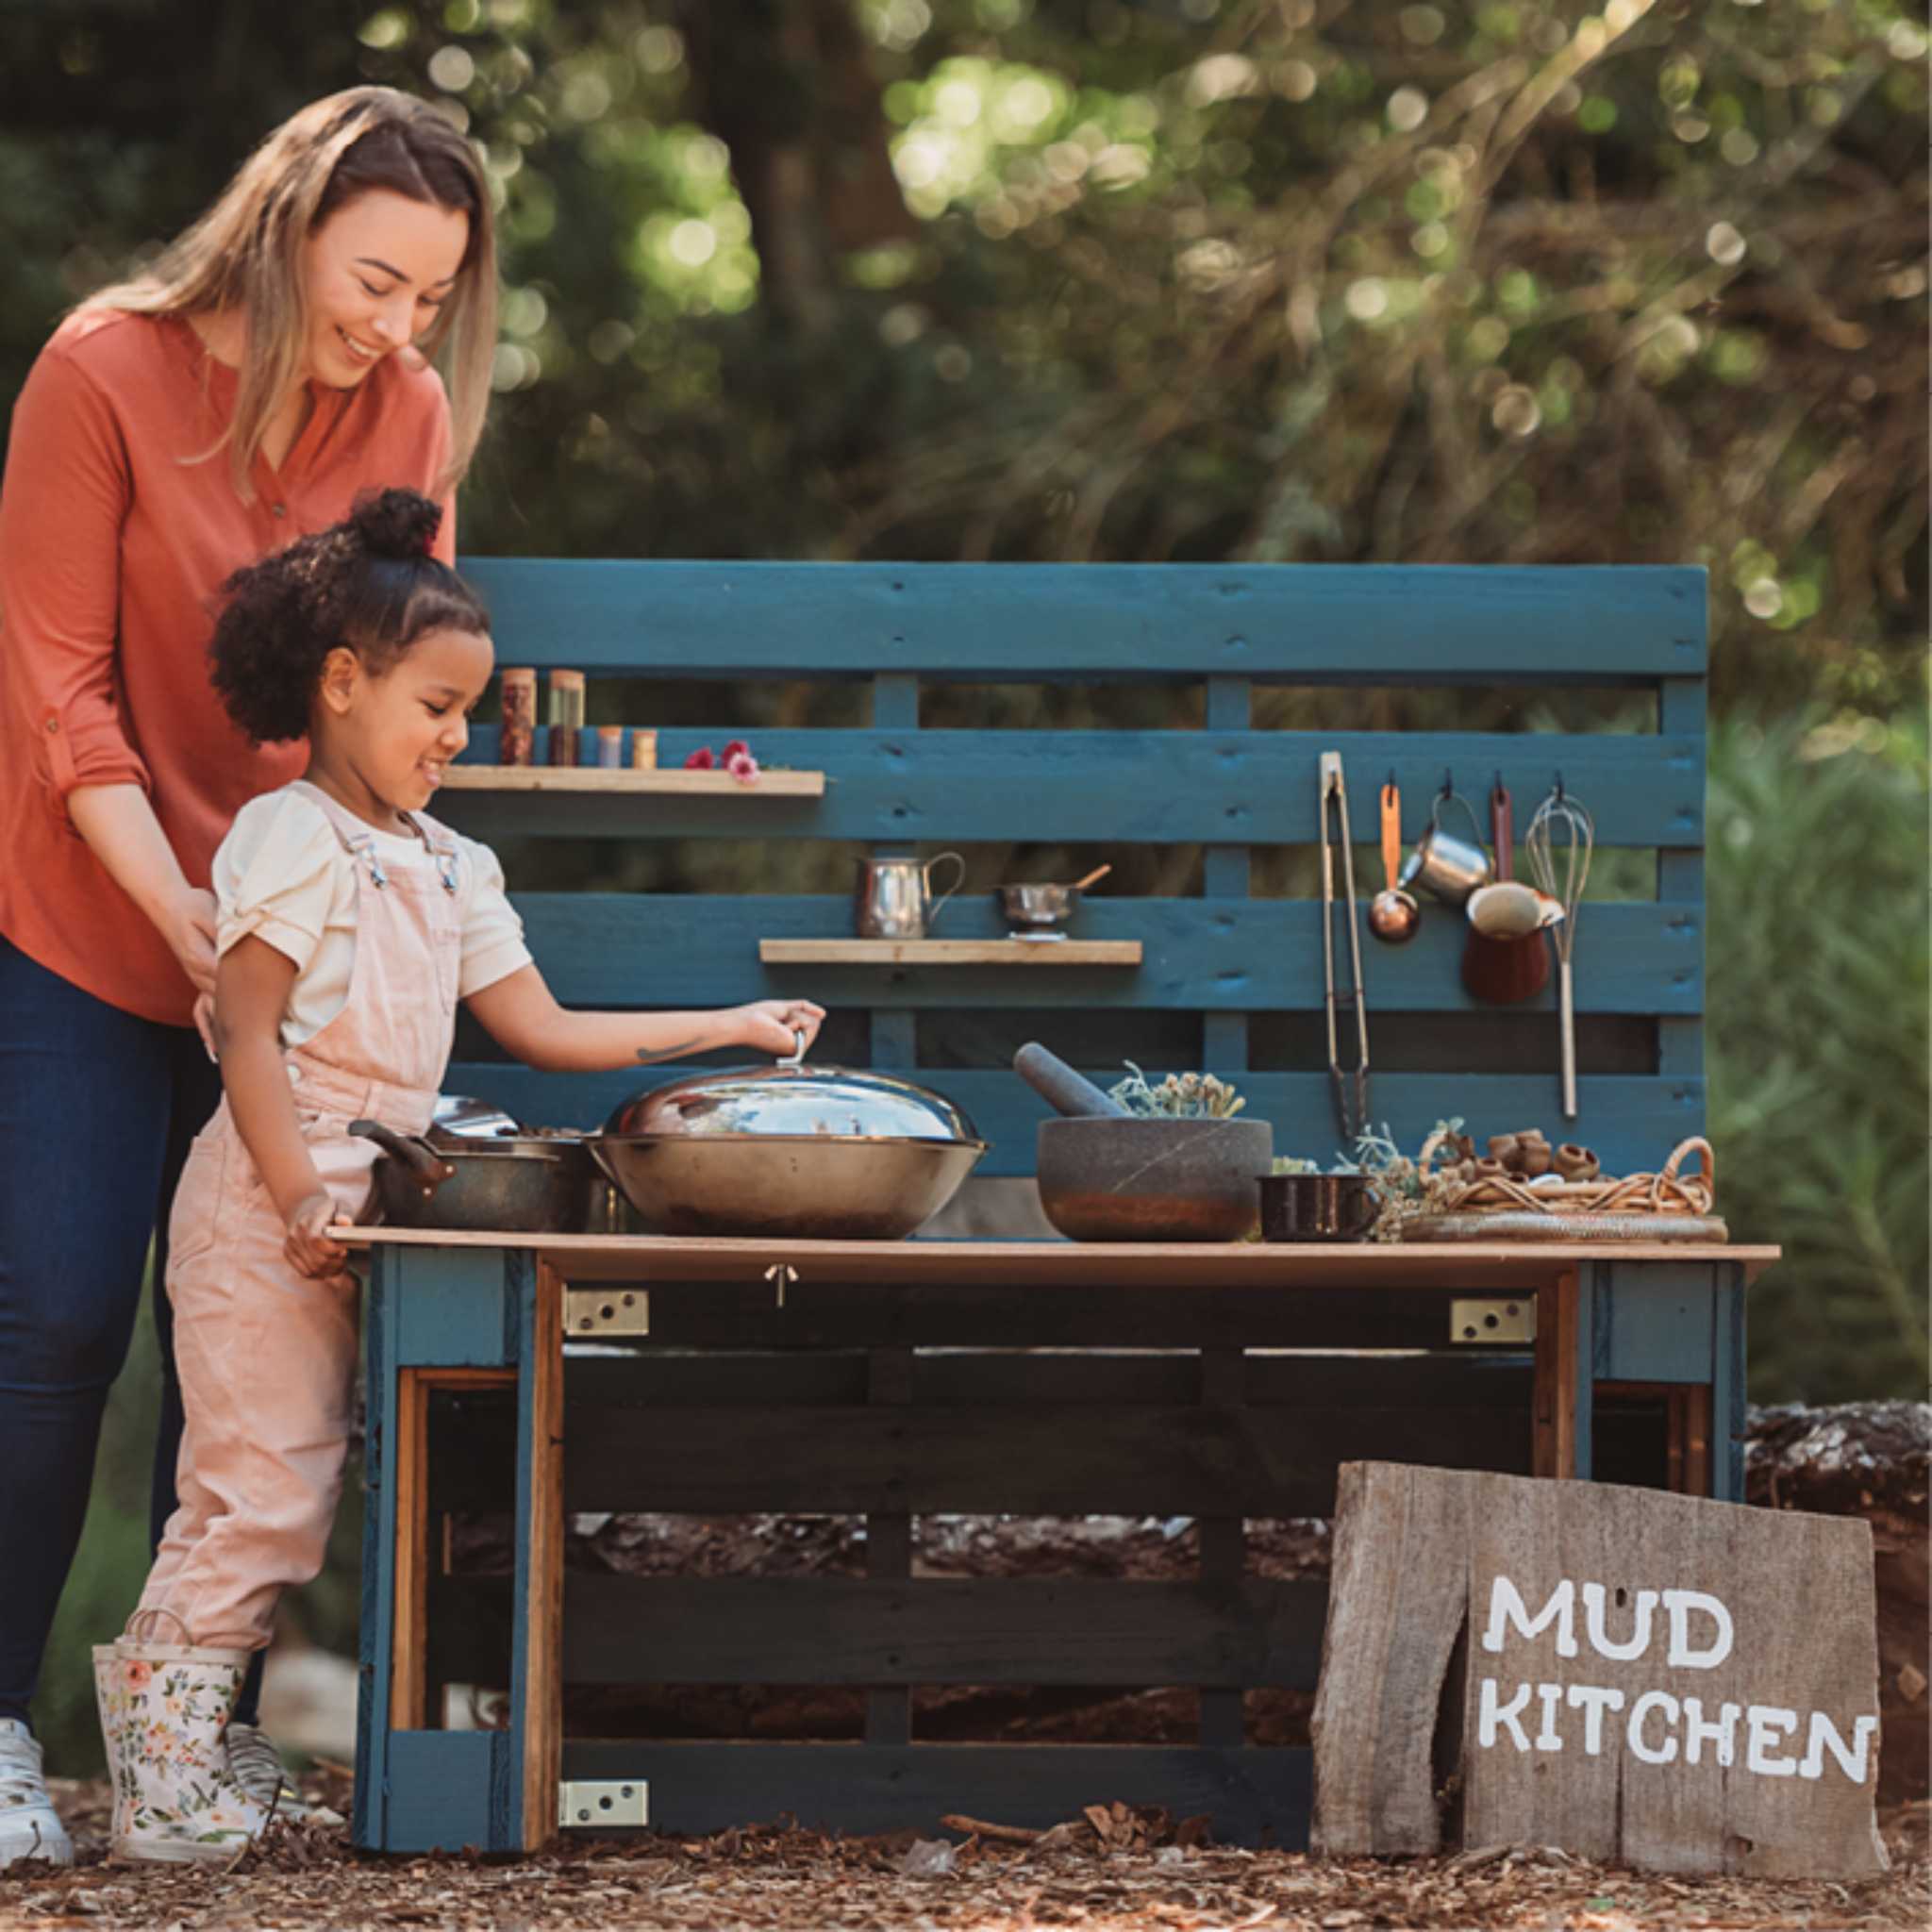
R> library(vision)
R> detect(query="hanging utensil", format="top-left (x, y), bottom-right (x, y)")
top-left (1319, 751), bottom-right (1371, 1143)
top-left (1368, 774), bottom-right (1420, 944)
top-left (1396, 777), bottom-right (1492, 907)
top-left (1524, 779), bottom-right (1595, 1120)
top-left (1461, 777), bottom-right (1554, 1005)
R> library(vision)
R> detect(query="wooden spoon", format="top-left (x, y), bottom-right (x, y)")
top-left (1067, 863), bottom-right (1113, 892)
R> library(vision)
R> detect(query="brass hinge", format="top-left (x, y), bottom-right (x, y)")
top-left (1450, 1297), bottom-right (1536, 1344)
top-left (559, 1779), bottom-right (649, 1828)
top-left (564, 1289), bottom-right (650, 1338)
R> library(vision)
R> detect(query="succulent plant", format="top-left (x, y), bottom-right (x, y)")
top-left (1107, 1061), bottom-right (1246, 1120)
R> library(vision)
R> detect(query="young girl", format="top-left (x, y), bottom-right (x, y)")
top-left (92, 489), bottom-right (824, 1864)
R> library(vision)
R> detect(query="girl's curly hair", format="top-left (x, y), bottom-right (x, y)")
top-left (208, 488), bottom-right (490, 744)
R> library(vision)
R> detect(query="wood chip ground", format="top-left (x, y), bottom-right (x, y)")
top-left (2, 1777), bottom-right (1923, 1931)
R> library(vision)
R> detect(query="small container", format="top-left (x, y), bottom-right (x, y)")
top-left (596, 725), bottom-right (624, 768)
top-left (630, 728), bottom-right (658, 772)
top-left (1257, 1172), bottom-right (1378, 1242)
top-left (547, 669), bottom-right (585, 768)
top-left (499, 668), bottom-right (537, 766)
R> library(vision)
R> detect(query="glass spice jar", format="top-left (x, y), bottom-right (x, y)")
top-left (547, 669), bottom-right (585, 767)
top-left (498, 668), bottom-right (537, 766)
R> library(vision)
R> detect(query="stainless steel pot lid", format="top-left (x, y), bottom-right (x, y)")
top-left (602, 1034), bottom-right (984, 1146)
top-left (432, 1093), bottom-right (524, 1139)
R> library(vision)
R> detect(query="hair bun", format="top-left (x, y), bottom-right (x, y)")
top-left (350, 487), bottom-right (441, 560)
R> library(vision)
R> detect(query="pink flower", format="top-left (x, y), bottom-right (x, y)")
top-left (725, 749), bottom-right (760, 786)
top-left (723, 740), bottom-right (750, 760)
top-left (683, 746), bottom-right (715, 771)
top-left (124, 1660), bottom-right (152, 1690)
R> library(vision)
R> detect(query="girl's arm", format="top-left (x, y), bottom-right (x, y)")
top-left (212, 935), bottom-right (346, 1279)
top-left (464, 965), bottom-right (824, 1072)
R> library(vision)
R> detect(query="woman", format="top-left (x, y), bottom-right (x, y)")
top-left (0, 87), bottom-right (497, 1864)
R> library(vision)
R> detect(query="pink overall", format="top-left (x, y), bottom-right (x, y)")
top-left (137, 781), bottom-right (462, 1653)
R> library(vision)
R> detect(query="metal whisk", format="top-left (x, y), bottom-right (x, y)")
top-left (1319, 752), bottom-right (1371, 1143)
top-left (1524, 780), bottom-right (1594, 1120)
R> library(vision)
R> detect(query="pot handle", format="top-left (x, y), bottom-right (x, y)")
top-left (583, 1135), bottom-right (623, 1189)
top-left (349, 1119), bottom-right (456, 1193)
top-left (923, 851), bottom-right (967, 928)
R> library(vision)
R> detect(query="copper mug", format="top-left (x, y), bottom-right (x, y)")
top-left (855, 853), bottom-right (966, 940)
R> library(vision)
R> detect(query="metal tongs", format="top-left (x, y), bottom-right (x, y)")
top-left (1319, 752), bottom-right (1371, 1143)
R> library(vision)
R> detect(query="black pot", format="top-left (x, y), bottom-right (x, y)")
top-left (349, 1119), bottom-right (602, 1234)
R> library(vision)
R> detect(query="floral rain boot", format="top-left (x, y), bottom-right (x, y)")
top-left (93, 1641), bottom-right (275, 1863)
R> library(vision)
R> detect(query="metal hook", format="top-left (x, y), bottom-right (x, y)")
top-left (1554, 771), bottom-right (1566, 803)
top-left (764, 1262), bottom-right (799, 1309)
top-left (1441, 767), bottom-right (1454, 800)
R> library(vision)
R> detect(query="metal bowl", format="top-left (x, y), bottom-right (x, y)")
top-left (591, 1054), bottom-right (989, 1240)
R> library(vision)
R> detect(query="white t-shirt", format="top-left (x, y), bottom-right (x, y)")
top-left (212, 785), bottom-right (532, 1048)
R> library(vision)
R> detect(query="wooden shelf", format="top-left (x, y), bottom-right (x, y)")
top-left (440, 765), bottom-right (825, 797)
top-left (759, 938), bottom-right (1142, 967)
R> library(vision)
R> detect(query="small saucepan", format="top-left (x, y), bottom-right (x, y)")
top-left (349, 1105), bottom-right (600, 1234)
top-left (999, 864), bottom-right (1112, 939)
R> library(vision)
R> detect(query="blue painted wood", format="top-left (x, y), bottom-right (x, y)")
top-left (561, 1739), bottom-right (1312, 1847)
top-left (1713, 1266), bottom-right (1748, 1502)
top-left (1657, 678), bottom-right (1708, 1078)
top-left (391, 1246), bottom-right (517, 1368)
top-left (1571, 1267), bottom-right (1598, 1481)
top-left (382, 1732), bottom-right (514, 1854)
top-left (447, 727), bottom-right (1706, 847)
top-left (442, 1062), bottom-right (1702, 1176)
top-left (504, 894), bottom-right (1704, 1015)
top-left (458, 558), bottom-right (1706, 683)
top-left (352, 1247), bottom-right (399, 1851)
top-left (505, 1249), bottom-right (544, 1853)
top-left (1591, 1266), bottom-right (1717, 1384)
top-left (1202, 676), bottom-right (1251, 1070)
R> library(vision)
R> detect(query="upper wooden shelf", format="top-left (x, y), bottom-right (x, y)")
top-left (759, 938), bottom-right (1142, 966)
top-left (441, 765), bottom-right (825, 797)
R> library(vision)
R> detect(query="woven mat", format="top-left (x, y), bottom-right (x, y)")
top-left (1398, 1210), bottom-right (1730, 1243)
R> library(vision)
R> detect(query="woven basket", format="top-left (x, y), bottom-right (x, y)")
top-left (1394, 1137), bottom-right (1721, 1243)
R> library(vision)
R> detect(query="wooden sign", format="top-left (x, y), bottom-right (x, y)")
top-left (1310, 1463), bottom-right (1888, 1877)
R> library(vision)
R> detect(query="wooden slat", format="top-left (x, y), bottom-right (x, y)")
top-left (444, 728), bottom-right (1705, 846)
top-left (865, 1348), bottom-right (914, 1748)
top-left (758, 938), bottom-right (1142, 966)
top-left (540, 1402), bottom-right (1531, 1516)
top-left (437, 1064), bottom-right (1707, 1178)
top-left (508, 894), bottom-right (1703, 1014)
top-left (561, 1738), bottom-right (1313, 1847)
top-left (511, 1260), bottom-right (565, 1852)
top-left (438, 760), bottom-right (824, 795)
top-left (340, 1226), bottom-right (1775, 1287)
top-left (436, 1574), bottom-right (1330, 1688)
top-left (459, 557), bottom-right (1705, 683)
top-left (531, 1349), bottom-right (1536, 1412)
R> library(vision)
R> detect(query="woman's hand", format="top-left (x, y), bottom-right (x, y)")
top-left (732, 999), bottom-right (826, 1058)
top-left (162, 885), bottom-right (220, 998)
top-left (283, 1191), bottom-right (348, 1279)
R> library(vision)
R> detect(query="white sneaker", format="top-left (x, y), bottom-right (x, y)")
top-left (0, 1717), bottom-right (75, 1869)
top-left (225, 1724), bottom-right (341, 1827)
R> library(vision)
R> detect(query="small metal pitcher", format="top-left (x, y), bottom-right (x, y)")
top-left (855, 852), bottom-right (966, 939)
top-left (1396, 789), bottom-right (1492, 908)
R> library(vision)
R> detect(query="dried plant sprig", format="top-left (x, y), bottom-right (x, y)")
top-left (1108, 1061), bottom-right (1247, 1120)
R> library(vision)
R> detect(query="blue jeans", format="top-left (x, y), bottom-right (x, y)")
top-left (0, 936), bottom-right (261, 1727)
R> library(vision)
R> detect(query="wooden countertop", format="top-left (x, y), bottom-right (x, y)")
top-left (338, 1226), bottom-right (1779, 1289)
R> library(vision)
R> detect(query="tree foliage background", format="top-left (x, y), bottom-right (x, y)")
top-left (1, 0), bottom-right (1925, 1761)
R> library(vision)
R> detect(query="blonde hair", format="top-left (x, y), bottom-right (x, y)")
top-left (87, 88), bottom-right (497, 500)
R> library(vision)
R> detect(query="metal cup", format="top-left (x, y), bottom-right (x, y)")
top-left (1396, 791), bottom-right (1492, 907)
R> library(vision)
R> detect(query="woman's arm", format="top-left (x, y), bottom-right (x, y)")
top-left (66, 784), bottom-right (218, 994)
top-left (212, 935), bottom-right (345, 1278)
top-left (464, 965), bottom-right (824, 1072)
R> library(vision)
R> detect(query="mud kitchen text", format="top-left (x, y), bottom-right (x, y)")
top-left (1474, 1575), bottom-right (1879, 1783)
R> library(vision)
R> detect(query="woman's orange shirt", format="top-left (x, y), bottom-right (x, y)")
top-left (0, 308), bottom-right (458, 1027)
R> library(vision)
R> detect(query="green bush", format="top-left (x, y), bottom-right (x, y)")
top-left (1707, 708), bottom-right (1930, 1403)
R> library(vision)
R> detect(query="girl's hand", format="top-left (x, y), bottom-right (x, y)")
top-left (164, 886), bottom-right (220, 999)
top-left (283, 1191), bottom-right (348, 1280)
top-left (734, 999), bottom-right (826, 1058)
